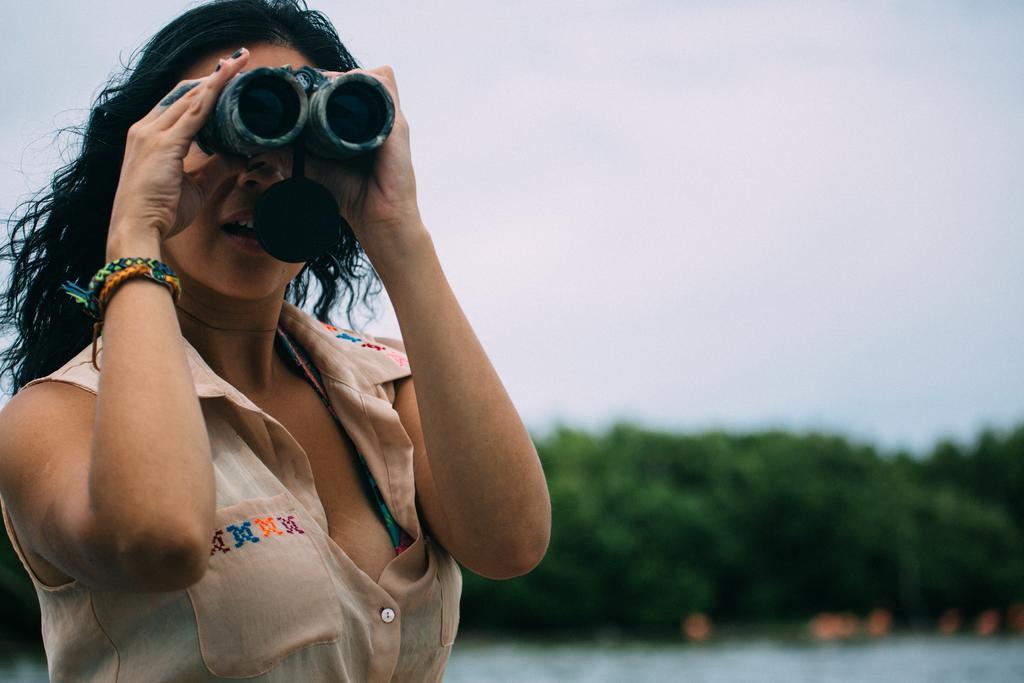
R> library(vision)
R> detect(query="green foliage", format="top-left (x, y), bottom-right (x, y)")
top-left (460, 422), bottom-right (1024, 632)
top-left (0, 521), bottom-right (41, 637)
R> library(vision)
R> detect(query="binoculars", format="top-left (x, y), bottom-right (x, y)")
top-left (194, 65), bottom-right (396, 263)
top-left (196, 64), bottom-right (395, 159)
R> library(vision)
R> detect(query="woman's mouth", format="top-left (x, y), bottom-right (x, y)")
top-left (221, 220), bottom-right (266, 254)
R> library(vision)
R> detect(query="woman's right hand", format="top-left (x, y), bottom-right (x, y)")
top-left (107, 47), bottom-right (252, 249)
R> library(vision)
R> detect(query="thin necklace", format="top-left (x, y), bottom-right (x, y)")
top-left (176, 304), bottom-right (279, 333)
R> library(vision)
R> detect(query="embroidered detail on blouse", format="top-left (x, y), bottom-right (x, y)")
top-left (210, 514), bottom-right (306, 555)
top-left (318, 322), bottom-right (410, 368)
top-left (386, 350), bottom-right (409, 367)
top-left (254, 515), bottom-right (286, 537)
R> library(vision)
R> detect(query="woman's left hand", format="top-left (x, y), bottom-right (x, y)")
top-left (303, 65), bottom-right (425, 266)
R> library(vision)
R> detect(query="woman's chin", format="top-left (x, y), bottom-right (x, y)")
top-left (169, 265), bottom-right (287, 306)
top-left (160, 233), bottom-right (302, 305)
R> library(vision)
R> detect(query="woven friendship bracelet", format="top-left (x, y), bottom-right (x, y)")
top-left (89, 257), bottom-right (173, 290)
top-left (60, 257), bottom-right (181, 371)
top-left (61, 255), bottom-right (180, 321)
top-left (60, 257), bottom-right (180, 321)
top-left (97, 263), bottom-right (180, 314)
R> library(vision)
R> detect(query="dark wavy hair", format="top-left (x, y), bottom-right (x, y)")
top-left (0, 0), bottom-right (383, 395)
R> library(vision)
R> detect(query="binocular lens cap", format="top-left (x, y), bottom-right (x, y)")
top-left (252, 177), bottom-right (342, 263)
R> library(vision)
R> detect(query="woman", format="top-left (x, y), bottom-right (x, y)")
top-left (0, 1), bottom-right (551, 680)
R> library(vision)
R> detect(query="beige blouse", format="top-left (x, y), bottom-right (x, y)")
top-left (0, 301), bottom-right (462, 681)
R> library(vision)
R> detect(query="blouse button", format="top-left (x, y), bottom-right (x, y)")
top-left (381, 607), bottom-right (396, 623)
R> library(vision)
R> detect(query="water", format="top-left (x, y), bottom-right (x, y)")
top-left (443, 635), bottom-right (1024, 683)
top-left (1, 634), bottom-right (1021, 682)
top-left (0, 644), bottom-right (46, 683)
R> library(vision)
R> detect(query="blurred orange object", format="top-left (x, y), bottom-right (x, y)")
top-left (865, 608), bottom-right (892, 637)
top-left (809, 612), bottom-right (858, 640)
top-left (836, 612), bottom-right (859, 638)
top-left (975, 609), bottom-right (1000, 636)
top-left (809, 613), bottom-right (833, 640)
top-left (810, 613), bottom-right (836, 640)
top-left (938, 609), bottom-right (961, 635)
top-left (682, 613), bottom-right (712, 642)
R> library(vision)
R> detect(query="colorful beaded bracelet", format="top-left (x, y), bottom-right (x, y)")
top-left (60, 257), bottom-right (181, 371)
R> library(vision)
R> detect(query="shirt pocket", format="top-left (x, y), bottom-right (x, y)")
top-left (433, 541), bottom-right (462, 647)
top-left (186, 492), bottom-right (342, 677)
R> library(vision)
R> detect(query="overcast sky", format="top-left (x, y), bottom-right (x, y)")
top-left (1, 1), bottom-right (1021, 452)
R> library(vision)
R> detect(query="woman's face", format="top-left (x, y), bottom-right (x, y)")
top-left (160, 42), bottom-right (317, 307)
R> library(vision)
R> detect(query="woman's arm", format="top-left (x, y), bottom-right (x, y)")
top-left (377, 228), bottom-right (551, 580)
top-left (306, 65), bottom-right (551, 578)
top-left (32, 54), bottom-right (253, 590)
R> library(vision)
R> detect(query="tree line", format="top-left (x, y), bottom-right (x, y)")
top-left (459, 422), bottom-right (1024, 633)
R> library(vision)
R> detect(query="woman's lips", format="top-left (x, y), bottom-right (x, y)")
top-left (221, 225), bottom-right (266, 254)
top-left (221, 211), bottom-right (255, 225)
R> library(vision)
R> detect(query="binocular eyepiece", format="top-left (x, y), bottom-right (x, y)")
top-left (196, 65), bottom-right (395, 159)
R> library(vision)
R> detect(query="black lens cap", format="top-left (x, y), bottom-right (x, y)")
top-left (252, 177), bottom-right (341, 263)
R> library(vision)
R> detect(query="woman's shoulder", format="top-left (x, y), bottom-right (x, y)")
top-left (0, 380), bottom-right (98, 495)
top-left (2, 374), bottom-right (97, 428)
